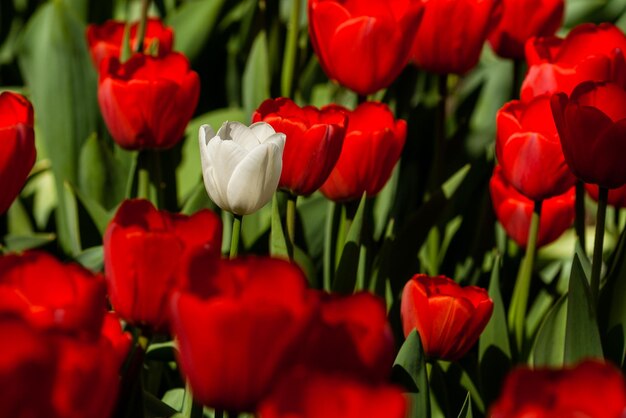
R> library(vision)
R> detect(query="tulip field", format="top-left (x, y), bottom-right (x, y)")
top-left (4, 0), bottom-right (626, 417)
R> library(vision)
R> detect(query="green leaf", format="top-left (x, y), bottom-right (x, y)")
top-left (604, 227), bottom-right (626, 365)
top-left (144, 390), bottom-right (178, 418)
top-left (146, 341), bottom-right (177, 362)
top-left (377, 164), bottom-right (470, 294)
top-left (4, 233), bottom-right (56, 252)
top-left (392, 330), bottom-right (430, 418)
top-left (332, 193), bottom-right (367, 294)
top-left (74, 246), bottom-right (103, 272)
top-left (270, 194), bottom-right (289, 258)
top-left (166, 0), bottom-right (226, 61)
top-left (72, 185), bottom-right (113, 237)
top-left (161, 388), bottom-right (185, 412)
top-left (564, 254), bottom-right (603, 364)
top-left (530, 295), bottom-right (567, 367)
top-left (62, 181), bottom-right (82, 255)
top-left (18, 1), bottom-right (98, 253)
top-left (478, 256), bottom-right (511, 405)
top-left (457, 393), bottom-right (473, 418)
top-left (78, 133), bottom-right (130, 210)
top-left (242, 30), bottom-right (270, 118)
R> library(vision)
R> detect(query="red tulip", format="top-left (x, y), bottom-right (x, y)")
top-left (521, 23), bottom-right (626, 102)
top-left (551, 81), bottom-right (626, 188)
top-left (490, 360), bottom-right (626, 418)
top-left (298, 292), bottom-right (395, 382)
top-left (251, 98), bottom-right (348, 196)
top-left (98, 52), bottom-right (200, 150)
top-left (488, 0), bottom-right (563, 59)
top-left (86, 18), bottom-right (174, 67)
top-left (0, 91), bottom-right (36, 215)
top-left (0, 313), bottom-right (57, 417)
top-left (587, 183), bottom-right (626, 208)
top-left (257, 370), bottom-right (408, 418)
top-left (496, 95), bottom-right (575, 201)
top-left (0, 251), bottom-right (107, 339)
top-left (411, 0), bottom-right (501, 74)
top-left (104, 199), bottom-right (222, 331)
top-left (490, 165), bottom-right (575, 247)
top-left (307, 0), bottom-right (424, 95)
top-left (320, 102), bottom-right (406, 202)
top-left (170, 257), bottom-right (317, 412)
top-left (401, 274), bottom-right (493, 361)
top-left (51, 331), bottom-right (126, 418)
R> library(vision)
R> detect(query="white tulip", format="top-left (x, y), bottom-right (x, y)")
top-left (198, 121), bottom-right (285, 216)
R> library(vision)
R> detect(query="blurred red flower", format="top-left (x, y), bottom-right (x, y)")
top-left (297, 291), bottom-right (395, 382)
top-left (496, 95), bottom-right (575, 201)
top-left (98, 52), bottom-right (199, 150)
top-left (86, 18), bottom-right (174, 67)
top-left (0, 251), bottom-right (107, 339)
top-left (0, 91), bottom-right (36, 215)
top-left (488, 0), bottom-right (563, 59)
top-left (490, 165), bottom-right (575, 247)
top-left (320, 101), bottom-right (406, 202)
top-left (257, 370), bottom-right (408, 418)
top-left (104, 199), bottom-right (222, 331)
top-left (522, 23), bottom-right (626, 101)
top-left (307, 0), bottom-right (424, 95)
top-left (170, 257), bottom-right (317, 412)
top-left (401, 274), bottom-right (493, 361)
top-left (0, 313), bottom-right (57, 417)
top-left (490, 359), bottom-right (626, 418)
top-left (411, 0), bottom-right (501, 74)
top-left (252, 98), bottom-right (348, 196)
top-left (551, 81), bottom-right (626, 188)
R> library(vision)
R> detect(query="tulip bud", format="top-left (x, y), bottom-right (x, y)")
top-left (198, 122), bottom-right (286, 215)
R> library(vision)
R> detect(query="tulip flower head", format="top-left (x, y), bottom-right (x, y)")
top-left (488, 0), bottom-right (563, 59)
top-left (490, 165), bottom-right (575, 248)
top-left (401, 274), bottom-right (493, 361)
top-left (490, 360), bottom-right (626, 418)
top-left (199, 122), bottom-right (286, 216)
top-left (551, 81), bottom-right (626, 189)
top-left (496, 95), bottom-right (576, 201)
top-left (0, 91), bottom-right (36, 215)
top-left (522, 23), bottom-right (626, 101)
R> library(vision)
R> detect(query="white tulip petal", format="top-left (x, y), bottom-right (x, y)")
top-left (206, 137), bottom-right (248, 186)
top-left (249, 121), bottom-right (279, 143)
top-left (226, 142), bottom-right (283, 215)
top-left (263, 132), bottom-right (286, 152)
top-left (203, 165), bottom-right (230, 211)
top-left (198, 124), bottom-right (216, 173)
top-left (217, 121), bottom-right (259, 151)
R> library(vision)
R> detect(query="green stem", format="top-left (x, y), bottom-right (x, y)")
top-left (590, 186), bottom-right (608, 304)
top-left (152, 150), bottom-right (164, 209)
top-left (286, 194), bottom-right (297, 260)
top-left (230, 215), bottom-right (242, 258)
top-left (280, 0), bottom-right (301, 97)
top-left (575, 180), bottom-right (586, 251)
top-left (137, 151), bottom-right (151, 201)
top-left (508, 199), bottom-right (542, 351)
top-left (323, 201), bottom-right (339, 291)
top-left (182, 382), bottom-right (204, 418)
top-left (134, 0), bottom-right (150, 53)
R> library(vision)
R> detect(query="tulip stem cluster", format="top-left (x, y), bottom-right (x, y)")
top-left (286, 194), bottom-right (297, 260)
top-left (508, 199), bottom-right (542, 351)
top-left (280, 0), bottom-right (301, 98)
top-left (575, 181), bottom-right (587, 248)
top-left (591, 186), bottom-right (608, 303)
top-left (230, 215), bottom-right (242, 258)
top-left (134, 0), bottom-right (150, 53)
